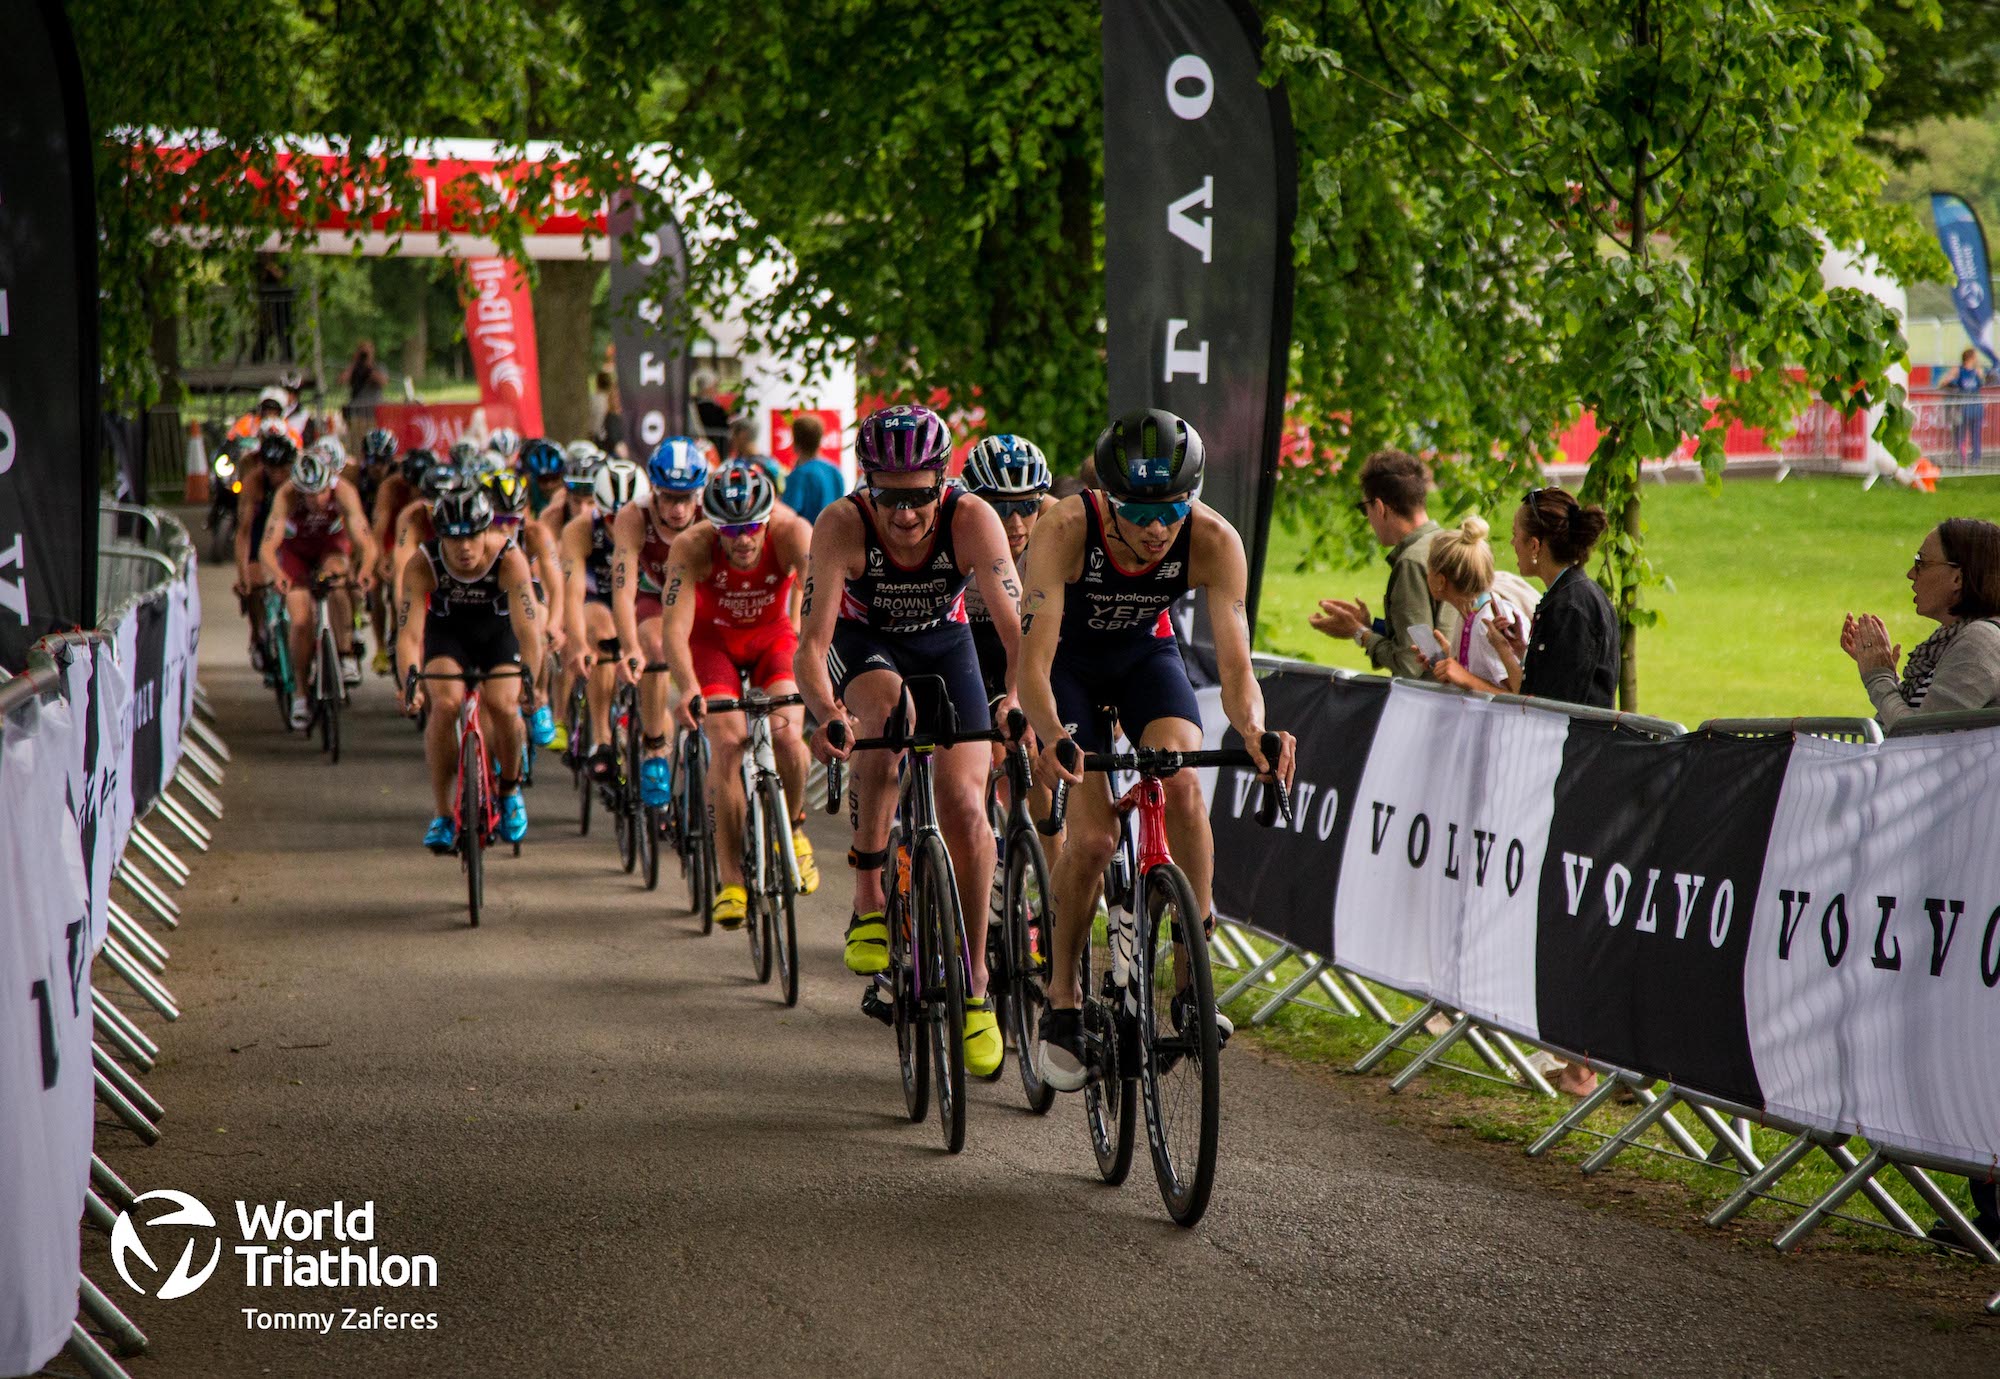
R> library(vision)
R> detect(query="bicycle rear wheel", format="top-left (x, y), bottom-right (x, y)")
top-left (461, 743), bottom-right (485, 928)
top-left (889, 827), bottom-right (928, 1125)
top-left (763, 776), bottom-right (799, 1008)
top-left (916, 834), bottom-right (968, 1155)
top-left (317, 627), bottom-right (342, 763)
top-left (1137, 863), bottom-right (1218, 1226)
top-left (1001, 826), bottom-right (1055, 1114)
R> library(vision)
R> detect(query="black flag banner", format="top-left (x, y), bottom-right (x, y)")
top-left (608, 192), bottom-right (689, 456)
top-left (0, 0), bottom-right (100, 672)
top-left (1208, 667), bottom-right (2000, 1171)
top-left (1100, 0), bottom-right (1295, 626)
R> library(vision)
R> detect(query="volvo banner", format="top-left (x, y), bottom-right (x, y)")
top-left (1101, 0), bottom-right (1294, 620)
top-left (608, 192), bottom-right (689, 455)
top-left (1932, 191), bottom-right (1999, 369)
top-left (0, 0), bottom-right (100, 672)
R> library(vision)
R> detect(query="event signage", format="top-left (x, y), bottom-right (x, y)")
top-left (1208, 670), bottom-right (2000, 1171)
top-left (607, 193), bottom-right (690, 452)
top-left (460, 259), bottom-right (544, 437)
top-left (1932, 192), bottom-right (1999, 369)
top-left (0, 0), bottom-right (100, 671)
top-left (1100, 0), bottom-right (1295, 621)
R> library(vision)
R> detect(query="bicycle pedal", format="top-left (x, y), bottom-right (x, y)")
top-left (860, 985), bottom-right (895, 1028)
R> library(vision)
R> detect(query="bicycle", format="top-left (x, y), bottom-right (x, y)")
top-left (302, 573), bottom-right (359, 765)
top-left (824, 675), bottom-right (1004, 1154)
top-left (699, 688), bottom-right (807, 1007)
top-left (564, 675), bottom-right (592, 836)
top-left (407, 666), bottom-right (531, 928)
top-left (612, 660), bottom-right (671, 890)
top-left (984, 708), bottom-right (1056, 1113)
top-left (250, 585), bottom-right (295, 731)
top-left (669, 718), bottom-right (716, 931)
top-left (1046, 729), bottom-right (1291, 1226)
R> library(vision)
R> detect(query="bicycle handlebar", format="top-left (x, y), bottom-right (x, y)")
top-left (699, 692), bottom-right (806, 716)
top-left (1045, 731), bottom-right (1292, 835)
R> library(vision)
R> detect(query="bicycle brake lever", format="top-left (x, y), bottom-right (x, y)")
top-left (1254, 730), bottom-right (1292, 829)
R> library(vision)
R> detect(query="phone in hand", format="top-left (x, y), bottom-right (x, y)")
top-left (1407, 623), bottom-right (1436, 660)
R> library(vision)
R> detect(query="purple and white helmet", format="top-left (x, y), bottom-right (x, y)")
top-left (856, 404), bottom-right (952, 474)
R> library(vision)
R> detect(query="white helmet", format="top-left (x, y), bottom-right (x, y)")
top-left (311, 436), bottom-right (347, 469)
top-left (593, 460), bottom-right (651, 514)
top-left (293, 450), bottom-right (339, 495)
top-left (486, 427), bottom-right (522, 460)
top-left (257, 385), bottom-right (288, 410)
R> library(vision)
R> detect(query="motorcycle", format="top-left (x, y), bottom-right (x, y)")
top-left (206, 440), bottom-right (250, 563)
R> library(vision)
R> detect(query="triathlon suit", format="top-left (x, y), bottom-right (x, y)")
top-left (583, 512), bottom-right (616, 607)
top-left (274, 487), bottom-right (354, 585)
top-left (828, 488), bottom-right (990, 733)
top-left (1050, 491), bottom-right (1200, 753)
top-left (962, 549), bottom-right (1021, 705)
top-left (690, 534), bottom-right (798, 698)
top-left (419, 539), bottom-right (519, 671)
top-left (633, 511), bottom-right (680, 625)
top-left (247, 472), bottom-right (283, 567)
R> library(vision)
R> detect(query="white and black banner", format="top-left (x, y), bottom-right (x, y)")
top-left (607, 191), bottom-right (689, 455)
top-left (1211, 669), bottom-right (2000, 1173)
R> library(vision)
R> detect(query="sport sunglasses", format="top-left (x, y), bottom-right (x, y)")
top-left (867, 483), bottom-right (943, 510)
top-left (1111, 496), bottom-right (1193, 527)
top-left (989, 497), bottom-right (1042, 520)
top-left (716, 521), bottom-right (766, 539)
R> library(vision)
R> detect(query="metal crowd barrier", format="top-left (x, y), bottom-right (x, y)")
top-left (12, 504), bottom-right (232, 1379)
top-left (1207, 666), bottom-right (2000, 1306)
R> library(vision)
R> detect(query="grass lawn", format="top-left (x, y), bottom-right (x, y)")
top-left (1256, 472), bottom-right (2000, 728)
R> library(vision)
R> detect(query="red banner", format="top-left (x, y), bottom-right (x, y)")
top-left (372, 403), bottom-right (484, 455)
top-left (769, 409), bottom-right (845, 468)
top-left (462, 259), bottom-right (543, 436)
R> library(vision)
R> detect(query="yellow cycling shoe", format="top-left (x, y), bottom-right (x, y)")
top-left (964, 997), bottom-right (1004, 1080)
top-left (370, 647), bottom-right (392, 676)
top-left (792, 830), bottom-right (820, 895)
top-left (844, 912), bottom-right (889, 974)
top-left (713, 884), bottom-right (748, 931)
top-left (548, 720), bottom-right (569, 753)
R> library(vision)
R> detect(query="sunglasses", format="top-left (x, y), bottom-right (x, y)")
top-left (868, 483), bottom-right (943, 510)
top-left (1111, 497), bottom-right (1192, 527)
top-left (990, 498), bottom-right (1042, 520)
top-left (1522, 485), bottom-right (1564, 505)
top-left (717, 521), bottom-right (765, 539)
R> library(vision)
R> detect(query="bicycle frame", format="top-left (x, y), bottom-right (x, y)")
top-left (453, 685), bottom-right (496, 843)
top-left (737, 708), bottom-right (804, 896)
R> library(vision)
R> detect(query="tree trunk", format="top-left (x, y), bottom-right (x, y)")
top-left (535, 261), bottom-right (598, 443)
top-left (1617, 491), bottom-right (1641, 711)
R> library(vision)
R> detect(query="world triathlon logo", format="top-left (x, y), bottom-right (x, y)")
top-left (111, 1190), bottom-right (223, 1300)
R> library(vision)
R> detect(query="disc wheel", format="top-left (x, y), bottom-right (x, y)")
top-left (1001, 826), bottom-right (1055, 1114)
top-left (1137, 863), bottom-right (1219, 1227)
top-left (679, 732), bottom-right (714, 927)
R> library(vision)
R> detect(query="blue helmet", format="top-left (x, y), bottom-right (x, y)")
top-left (646, 437), bottom-right (708, 493)
top-left (521, 439), bottom-right (563, 478)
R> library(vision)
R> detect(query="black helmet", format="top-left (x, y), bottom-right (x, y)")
top-left (401, 447), bottom-right (437, 488)
top-left (433, 486), bottom-right (495, 538)
top-left (1094, 409), bottom-right (1204, 502)
top-left (419, 463), bottom-right (464, 503)
top-left (702, 461), bottom-right (777, 527)
top-left (449, 440), bottom-right (480, 469)
top-left (362, 428), bottom-right (399, 466)
top-left (258, 432), bottom-right (298, 469)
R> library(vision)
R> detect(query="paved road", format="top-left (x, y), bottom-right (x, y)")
top-left (78, 563), bottom-right (1997, 1378)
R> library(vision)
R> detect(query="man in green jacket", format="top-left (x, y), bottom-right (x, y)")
top-left (1308, 448), bottom-right (1441, 678)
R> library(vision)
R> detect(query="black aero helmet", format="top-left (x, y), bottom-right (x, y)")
top-left (362, 428), bottom-right (399, 466)
top-left (1094, 408), bottom-right (1204, 502)
top-left (433, 486), bottom-right (495, 538)
top-left (258, 432), bottom-right (298, 468)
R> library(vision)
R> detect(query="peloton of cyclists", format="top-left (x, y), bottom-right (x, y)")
top-left (650, 459), bottom-right (818, 928)
top-left (796, 404), bottom-right (1024, 1079)
top-left (256, 444), bottom-right (380, 729)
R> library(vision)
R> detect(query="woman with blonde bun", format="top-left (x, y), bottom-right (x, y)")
top-left (1416, 515), bottom-right (1527, 694)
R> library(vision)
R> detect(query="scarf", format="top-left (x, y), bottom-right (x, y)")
top-left (1898, 621), bottom-right (1971, 708)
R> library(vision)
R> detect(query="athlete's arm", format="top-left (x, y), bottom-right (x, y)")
top-left (498, 548), bottom-right (547, 690)
top-left (395, 555), bottom-right (434, 713)
top-left (559, 514), bottom-right (592, 678)
top-left (609, 505), bottom-right (646, 683)
top-left (1018, 498), bottom-right (1086, 782)
top-left (336, 481), bottom-right (379, 588)
top-left (233, 471), bottom-right (263, 589)
top-left (958, 496), bottom-right (1024, 700)
top-left (370, 479), bottom-right (402, 578)
top-left (660, 527), bottom-right (709, 723)
top-left (793, 500), bottom-right (858, 760)
top-left (258, 483), bottom-right (294, 590)
top-left (1195, 510), bottom-right (1295, 787)
top-left (522, 523), bottom-right (566, 654)
top-left (777, 511), bottom-right (814, 631)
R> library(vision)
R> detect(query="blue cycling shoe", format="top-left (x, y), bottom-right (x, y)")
top-left (528, 704), bottom-right (556, 747)
top-left (499, 791), bottom-right (528, 844)
top-left (640, 757), bottom-right (672, 808)
top-left (423, 816), bottom-right (457, 853)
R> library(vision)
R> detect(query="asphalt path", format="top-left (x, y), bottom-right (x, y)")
top-left (75, 562), bottom-right (1997, 1377)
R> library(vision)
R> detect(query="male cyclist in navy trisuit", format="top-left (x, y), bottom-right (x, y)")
top-left (795, 404), bottom-right (1023, 1078)
top-left (1018, 409), bottom-right (1295, 1092)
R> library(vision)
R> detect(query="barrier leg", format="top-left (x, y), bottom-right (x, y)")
top-left (93, 1044), bottom-right (163, 1121)
top-left (95, 1069), bottom-right (162, 1145)
top-left (107, 909), bottom-right (169, 974)
top-left (1250, 956), bottom-right (1329, 1026)
top-left (1209, 924), bottom-right (1253, 972)
top-left (80, 1275), bottom-right (148, 1357)
top-left (1581, 1087), bottom-right (1696, 1174)
top-left (1216, 943), bottom-right (1294, 1008)
top-left (1388, 1011), bottom-right (1475, 1091)
top-left (1706, 1131), bottom-right (1819, 1226)
top-left (1683, 1101), bottom-right (1762, 1174)
top-left (1821, 1142), bottom-right (1924, 1237)
top-left (1329, 968), bottom-right (1396, 1025)
top-left (92, 1156), bottom-right (138, 1212)
top-left (67, 1319), bottom-right (133, 1379)
top-left (129, 823), bottom-right (190, 886)
top-left (154, 792), bottom-right (212, 851)
top-left (173, 768), bottom-right (224, 819)
top-left (1526, 1068), bottom-right (1626, 1157)
top-left (1774, 1149), bottom-right (1887, 1251)
top-left (1899, 1164), bottom-right (2000, 1266)
top-left (101, 941), bottom-right (180, 1021)
top-left (114, 863), bottom-right (180, 927)
top-left (85, 1189), bottom-right (120, 1234)
top-left (1987, 1289), bottom-right (1999, 1316)
top-left (93, 992), bottom-right (159, 1066)
top-left (187, 712), bottom-right (232, 762)
top-left (1354, 999), bottom-right (1437, 1073)
top-left (192, 680), bottom-right (218, 722)
top-left (1458, 1023), bottom-right (1521, 1079)
top-left (181, 739), bottom-right (227, 786)
top-left (1484, 1030), bottom-right (1557, 1098)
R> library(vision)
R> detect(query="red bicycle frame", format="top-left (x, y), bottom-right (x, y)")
top-left (453, 686), bottom-right (498, 845)
top-left (1114, 775), bottom-right (1174, 877)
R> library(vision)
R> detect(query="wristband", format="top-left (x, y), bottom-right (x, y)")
top-left (1352, 628), bottom-right (1371, 649)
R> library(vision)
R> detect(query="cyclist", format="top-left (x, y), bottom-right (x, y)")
top-left (1019, 408), bottom-right (1296, 1092)
top-left (257, 447), bottom-right (379, 729)
top-left (227, 386), bottom-right (303, 449)
top-left (232, 431), bottom-right (299, 666)
top-left (486, 426), bottom-right (523, 470)
top-left (561, 459), bottom-right (649, 780)
top-left (396, 487), bottom-right (554, 850)
top-left (796, 404), bottom-right (1022, 1078)
top-left (521, 439), bottom-right (566, 519)
top-left (652, 460), bottom-right (817, 928)
top-left (608, 438), bottom-right (707, 811)
top-left (541, 443), bottom-right (603, 540)
top-left (484, 469), bottom-right (567, 658)
top-left (449, 439), bottom-right (482, 472)
top-left (355, 428), bottom-right (398, 520)
top-left (392, 461), bottom-right (465, 608)
top-left (961, 434), bottom-right (1056, 708)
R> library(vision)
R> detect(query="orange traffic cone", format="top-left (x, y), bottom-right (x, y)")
top-left (183, 421), bottom-right (211, 503)
top-left (1913, 457), bottom-right (1940, 494)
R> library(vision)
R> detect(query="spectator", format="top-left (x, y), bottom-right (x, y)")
top-left (1843, 518), bottom-right (2000, 730)
top-left (1307, 449), bottom-right (1442, 678)
top-left (344, 340), bottom-right (386, 430)
top-left (690, 371), bottom-right (730, 452)
top-left (726, 415), bottom-right (785, 489)
top-left (1490, 487), bottom-right (1618, 709)
top-left (1944, 348), bottom-right (1986, 466)
top-left (781, 414), bottom-right (844, 525)
top-left (1413, 516), bottom-right (1530, 694)
top-left (593, 370), bottom-right (626, 456)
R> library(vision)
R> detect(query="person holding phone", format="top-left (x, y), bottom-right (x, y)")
top-left (1308, 449), bottom-right (1441, 678)
top-left (1412, 516), bottom-right (1529, 694)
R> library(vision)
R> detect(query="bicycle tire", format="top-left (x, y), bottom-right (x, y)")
top-left (762, 775), bottom-right (799, 1008)
top-left (317, 627), bottom-right (341, 764)
top-left (571, 688), bottom-right (593, 837)
top-left (1002, 826), bottom-right (1056, 1114)
top-left (744, 772), bottom-right (772, 982)
top-left (462, 740), bottom-right (485, 928)
top-left (916, 833), bottom-right (968, 1155)
top-left (1137, 862), bottom-right (1218, 1227)
top-left (681, 732), bottom-right (714, 926)
top-left (615, 689), bottom-right (639, 874)
top-left (889, 827), bottom-right (928, 1125)
top-left (270, 609), bottom-right (295, 730)
top-left (1082, 931), bottom-right (1136, 1186)
top-left (642, 806), bottom-right (662, 891)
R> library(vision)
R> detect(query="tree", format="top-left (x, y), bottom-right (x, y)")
top-left (1266, 0), bottom-right (1942, 708)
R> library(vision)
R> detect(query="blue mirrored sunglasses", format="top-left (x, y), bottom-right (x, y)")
top-left (989, 497), bottom-right (1042, 520)
top-left (1111, 497), bottom-right (1192, 527)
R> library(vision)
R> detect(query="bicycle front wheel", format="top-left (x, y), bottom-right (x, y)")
top-left (1002, 825), bottom-right (1055, 1115)
top-left (745, 773), bottom-right (772, 983)
top-left (615, 689), bottom-right (639, 874)
top-left (762, 775), bottom-right (799, 1008)
top-left (1137, 863), bottom-right (1218, 1226)
top-left (915, 834), bottom-right (968, 1155)
top-left (570, 688), bottom-right (593, 836)
top-left (317, 627), bottom-right (342, 763)
top-left (461, 742), bottom-right (485, 928)
top-left (681, 733), bottom-right (714, 927)
top-left (888, 827), bottom-right (928, 1125)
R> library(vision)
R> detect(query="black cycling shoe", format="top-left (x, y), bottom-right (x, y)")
top-left (1036, 1007), bottom-right (1088, 1093)
top-left (586, 744), bottom-right (616, 782)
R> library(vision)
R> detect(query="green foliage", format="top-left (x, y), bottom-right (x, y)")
top-left (1860, 0), bottom-right (2000, 163)
top-left (1265, 0), bottom-right (1945, 707)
